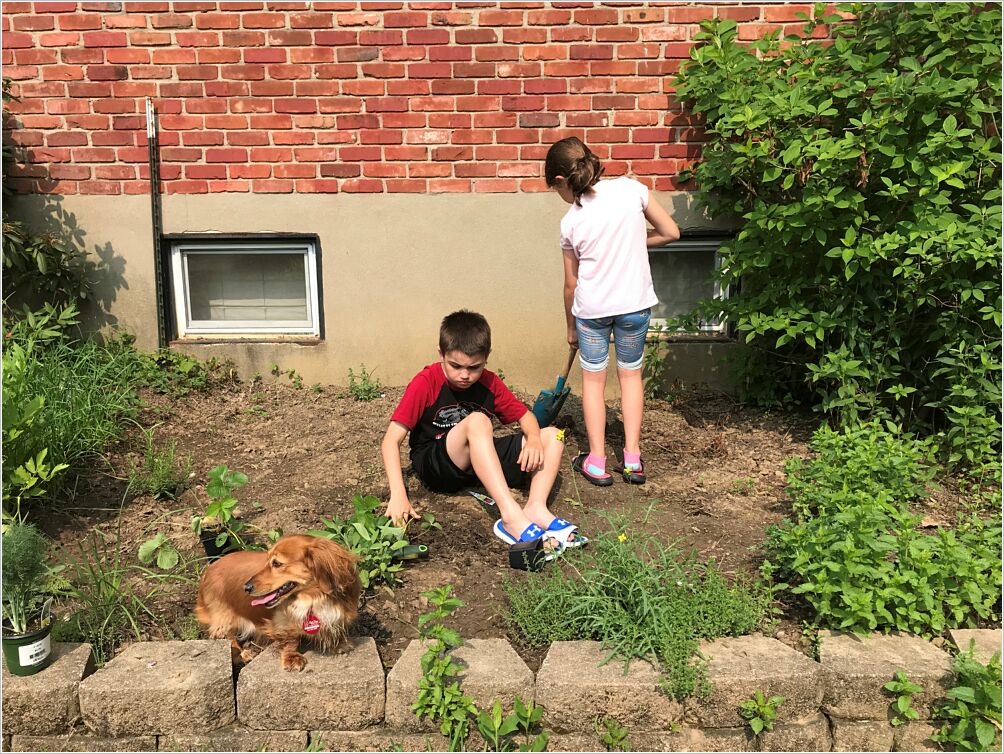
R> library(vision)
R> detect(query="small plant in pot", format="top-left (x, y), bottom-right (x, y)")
top-left (1, 522), bottom-right (55, 676)
top-left (191, 464), bottom-right (250, 560)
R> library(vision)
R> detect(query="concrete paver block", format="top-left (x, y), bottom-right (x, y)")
top-left (947, 628), bottom-right (1002, 666)
top-left (535, 640), bottom-right (681, 733)
top-left (2, 643), bottom-right (94, 735)
top-left (830, 719), bottom-right (894, 752)
top-left (893, 721), bottom-right (939, 752)
top-left (237, 638), bottom-right (384, 730)
top-left (819, 631), bottom-right (953, 721)
top-left (159, 725), bottom-right (307, 751)
top-left (313, 730), bottom-right (447, 752)
top-left (686, 636), bottom-right (823, 728)
top-left (385, 638), bottom-right (533, 732)
top-left (757, 713), bottom-right (831, 752)
top-left (679, 727), bottom-right (755, 752)
top-left (8, 733), bottom-right (155, 752)
top-left (78, 640), bottom-right (234, 735)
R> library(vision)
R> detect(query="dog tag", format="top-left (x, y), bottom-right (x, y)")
top-left (302, 613), bottom-right (321, 634)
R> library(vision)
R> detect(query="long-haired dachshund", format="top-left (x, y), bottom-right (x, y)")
top-left (195, 534), bottom-right (360, 671)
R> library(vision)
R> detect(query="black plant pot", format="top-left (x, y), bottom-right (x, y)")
top-left (200, 530), bottom-right (231, 562)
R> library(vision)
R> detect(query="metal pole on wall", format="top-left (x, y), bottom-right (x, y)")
top-left (146, 97), bottom-right (166, 349)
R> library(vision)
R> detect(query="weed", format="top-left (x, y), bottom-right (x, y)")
top-left (307, 494), bottom-right (410, 591)
top-left (475, 697), bottom-right (549, 752)
top-left (411, 586), bottom-right (477, 751)
top-left (503, 517), bottom-right (770, 699)
top-left (311, 383), bottom-right (323, 394)
top-left (729, 477), bottom-right (756, 496)
top-left (597, 717), bottom-right (631, 751)
top-left (739, 691), bottom-right (784, 737)
top-left (167, 613), bottom-right (202, 641)
top-left (419, 512), bottom-right (442, 533)
top-left (885, 671), bottom-right (923, 727)
top-left (932, 644), bottom-right (1003, 752)
top-left (347, 365), bottom-right (382, 401)
top-left (128, 426), bottom-right (192, 500)
top-left (305, 734), bottom-right (325, 752)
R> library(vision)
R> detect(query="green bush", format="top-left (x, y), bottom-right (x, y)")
top-left (764, 424), bottom-right (1002, 635)
top-left (2, 307), bottom-right (148, 517)
top-left (674, 3), bottom-right (1002, 470)
top-left (504, 521), bottom-right (770, 699)
top-left (784, 421), bottom-right (935, 517)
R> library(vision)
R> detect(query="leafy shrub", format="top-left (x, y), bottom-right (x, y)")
top-left (765, 425), bottom-right (1002, 635)
top-left (191, 464), bottom-right (251, 552)
top-left (933, 644), bottom-right (1003, 752)
top-left (504, 520), bottom-right (770, 699)
top-left (307, 494), bottom-right (411, 591)
top-left (784, 421), bottom-right (935, 517)
top-left (674, 3), bottom-right (1002, 470)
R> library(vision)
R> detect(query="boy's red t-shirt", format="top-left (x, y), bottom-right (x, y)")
top-left (390, 363), bottom-right (527, 455)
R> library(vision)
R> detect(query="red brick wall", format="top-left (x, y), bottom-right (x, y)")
top-left (1, 1), bottom-right (823, 196)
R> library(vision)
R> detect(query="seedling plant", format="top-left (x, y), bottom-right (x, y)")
top-left (598, 717), bottom-right (631, 752)
top-left (191, 464), bottom-right (250, 552)
top-left (739, 691), bottom-right (785, 737)
top-left (884, 671), bottom-right (923, 727)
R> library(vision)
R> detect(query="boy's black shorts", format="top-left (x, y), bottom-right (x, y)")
top-left (412, 432), bottom-right (528, 493)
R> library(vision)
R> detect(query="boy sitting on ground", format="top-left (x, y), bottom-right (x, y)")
top-left (381, 310), bottom-right (584, 558)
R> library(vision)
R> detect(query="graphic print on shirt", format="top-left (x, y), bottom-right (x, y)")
top-left (432, 402), bottom-right (491, 435)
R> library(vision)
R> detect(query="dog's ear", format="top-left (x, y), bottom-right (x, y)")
top-left (305, 538), bottom-right (360, 600)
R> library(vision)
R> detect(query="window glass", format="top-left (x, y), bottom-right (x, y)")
top-left (188, 253), bottom-right (308, 322)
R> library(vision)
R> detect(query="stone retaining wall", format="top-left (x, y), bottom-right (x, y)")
top-left (3, 628), bottom-right (1000, 752)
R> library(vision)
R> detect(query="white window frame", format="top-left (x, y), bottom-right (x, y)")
top-left (648, 236), bottom-right (732, 334)
top-left (170, 239), bottom-right (321, 337)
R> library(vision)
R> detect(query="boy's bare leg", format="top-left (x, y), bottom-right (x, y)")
top-left (522, 427), bottom-right (577, 541)
top-left (446, 412), bottom-right (554, 547)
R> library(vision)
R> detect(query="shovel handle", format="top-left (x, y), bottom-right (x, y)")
top-left (561, 345), bottom-right (578, 381)
top-left (554, 345), bottom-right (578, 393)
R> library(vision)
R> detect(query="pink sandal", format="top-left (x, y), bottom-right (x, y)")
top-left (572, 453), bottom-right (613, 487)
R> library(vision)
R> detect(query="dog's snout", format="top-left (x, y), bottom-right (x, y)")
top-left (244, 579), bottom-right (254, 594)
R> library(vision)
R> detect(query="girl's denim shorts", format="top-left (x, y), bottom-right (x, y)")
top-left (575, 308), bottom-right (651, 372)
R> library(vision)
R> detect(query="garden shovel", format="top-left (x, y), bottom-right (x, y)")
top-left (531, 346), bottom-right (578, 428)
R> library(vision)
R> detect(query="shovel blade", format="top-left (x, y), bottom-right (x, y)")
top-left (531, 386), bottom-right (571, 428)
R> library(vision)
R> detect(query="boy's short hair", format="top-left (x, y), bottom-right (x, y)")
top-left (439, 310), bottom-right (491, 357)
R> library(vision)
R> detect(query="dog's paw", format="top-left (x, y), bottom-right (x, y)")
top-left (239, 646), bottom-right (260, 664)
top-left (281, 652), bottom-right (307, 672)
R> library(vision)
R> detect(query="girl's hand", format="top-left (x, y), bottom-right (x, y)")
top-left (567, 327), bottom-right (579, 347)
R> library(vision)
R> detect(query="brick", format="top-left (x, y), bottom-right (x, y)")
top-left (387, 639), bottom-right (532, 732)
top-left (758, 714), bottom-right (832, 752)
top-left (38, 31), bottom-right (81, 46)
top-left (430, 10), bottom-right (472, 26)
top-left (82, 31), bottom-right (128, 47)
top-left (384, 11), bottom-right (428, 27)
top-left (289, 12), bottom-right (334, 28)
top-left (947, 629), bottom-right (1002, 666)
top-left (9, 734), bottom-right (156, 751)
top-left (455, 28), bottom-right (496, 44)
top-left (502, 27), bottom-right (547, 44)
top-left (237, 640), bottom-right (383, 730)
top-left (2, 644), bottom-right (95, 736)
top-left (478, 10), bottom-right (524, 26)
top-left (685, 636), bottom-right (824, 728)
top-left (79, 641), bottom-right (234, 735)
top-left (893, 721), bottom-right (939, 752)
top-left (819, 631), bottom-right (953, 721)
top-left (337, 177), bottom-right (383, 192)
top-left (536, 641), bottom-right (680, 733)
top-left (718, 6), bottom-right (762, 22)
top-left (102, 13), bottom-right (148, 28)
top-left (13, 15), bottom-right (55, 31)
top-left (830, 719), bottom-right (895, 752)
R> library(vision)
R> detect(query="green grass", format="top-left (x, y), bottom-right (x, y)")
top-left (503, 517), bottom-right (770, 699)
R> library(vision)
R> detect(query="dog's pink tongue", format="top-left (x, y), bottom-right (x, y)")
top-left (250, 590), bottom-right (280, 607)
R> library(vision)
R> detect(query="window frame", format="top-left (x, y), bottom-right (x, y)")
top-left (166, 236), bottom-right (322, 339)
top-left (648, 233), bottom-right (733, 335)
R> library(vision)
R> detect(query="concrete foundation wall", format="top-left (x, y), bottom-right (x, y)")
top-left (9, 192), bottom-right (738, 395)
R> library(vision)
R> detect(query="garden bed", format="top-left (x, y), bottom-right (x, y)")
top-left (31, 377), bottom-right (981, 670)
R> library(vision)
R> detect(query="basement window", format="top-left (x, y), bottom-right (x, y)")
top-left (648, 234), bottom-right (732, 334)
top-left (168, 237), bottom-right (321, 338)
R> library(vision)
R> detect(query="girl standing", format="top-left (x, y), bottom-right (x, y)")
top-left (545, 136), bottom-right (680, 485)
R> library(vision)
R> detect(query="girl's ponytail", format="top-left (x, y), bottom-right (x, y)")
top-left (545, 137), bottom-right (604, 206)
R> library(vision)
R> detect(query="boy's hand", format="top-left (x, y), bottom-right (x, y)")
top-left (386, 495), bottom-right (419, 527)
top-left (518, 437), bottom-right (544, 472)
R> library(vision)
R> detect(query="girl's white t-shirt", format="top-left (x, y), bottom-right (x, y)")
top-left (559, 176), bottom-right (659, 320)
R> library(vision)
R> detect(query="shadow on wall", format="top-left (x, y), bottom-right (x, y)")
top-left (5, 192), bottom-right (127, 336)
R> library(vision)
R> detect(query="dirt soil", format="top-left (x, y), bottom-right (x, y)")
top-left (38, 377), bottom-right (831, 670)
